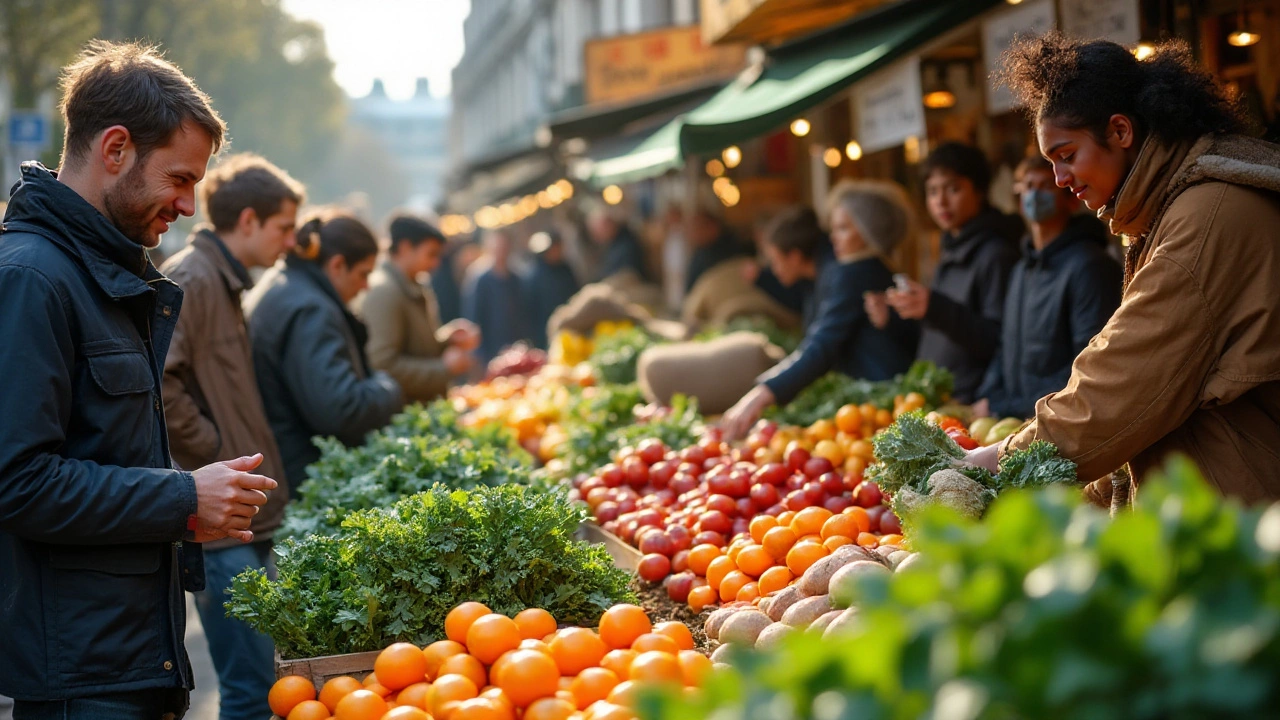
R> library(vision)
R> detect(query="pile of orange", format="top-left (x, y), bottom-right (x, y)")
top-left (267, 602), bottom-right (708, 720)
top-left (678, 506), bottom-right (903, 613)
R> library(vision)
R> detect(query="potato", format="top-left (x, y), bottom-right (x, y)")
top-left (704, 606), bottom-right (747, 641)
top-left (765, 585), bottom-right (806, 622)
top-left (823, 607), bottom-right (861, 639)
top-left (808, 610), bottom-right (844, 635)
top-left (895, 552), bottom-right (924, 573)
top-left (798, 553), bottom-right (862, 596)
top-left (828, 560), bottom-right (891, 609)
top-left (757, 595), bottom-right (774, 617)
top-left (781, 594), bottom-right (832, 628)
top-left (887, 550), bottom-right (912, 569)
top-left (875, 544), bottom-right (902, 559)
top-left (754, 622), bottom-right (794, 651)
top-left (710, 643), bottom-right (737, 664)
top-left (834, 543), bottom-right (887, 566)
top-left (720, 610), bottom-right (774, 647)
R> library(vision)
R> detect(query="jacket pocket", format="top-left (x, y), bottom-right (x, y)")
top-left (49, 544), bottom-right (168, 685)
top-left (83, 339), bottom-right (153, 396)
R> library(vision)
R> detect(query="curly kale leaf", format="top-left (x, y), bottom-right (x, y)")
top-left (868, 411), bottom-right (991, 495)
top-left (996, 441), bottom-right (1077, 490)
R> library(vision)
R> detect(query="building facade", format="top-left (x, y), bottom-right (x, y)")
top-left (349, 77), bottom-right (451, 210)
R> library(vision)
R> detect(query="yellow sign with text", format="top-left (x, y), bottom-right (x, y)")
top-left (584, 25), bottom-right (747, 106)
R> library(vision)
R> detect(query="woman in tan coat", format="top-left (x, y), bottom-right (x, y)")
top-left (966, 34), bottom-right (1280, 503)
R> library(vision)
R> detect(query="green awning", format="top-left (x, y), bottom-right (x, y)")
top-left (588, 0), bottom-right (1004, 187)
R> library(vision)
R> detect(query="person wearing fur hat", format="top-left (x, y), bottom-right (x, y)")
top-left (722, 182), bottom-right (920, 439)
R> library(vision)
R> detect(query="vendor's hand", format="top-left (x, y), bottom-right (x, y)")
top-left (885, 278), bottom-right (930, 320)
top-left (192, 454), bottom-right (276, 544)
top-left (442, 319), bottom-right (482, 352)
top-left (971, 398), bottom-right (991, 419)
top-left (443, 346), bottom-right (474, 376)
top-left (740, 260), bottom-right (761, 285)
top-left (722, 384), bottom-right (775, 442)
top-left (863, 291), bottom-right (890, 329)
top-left (964, 443), bottom-right (1000, 474)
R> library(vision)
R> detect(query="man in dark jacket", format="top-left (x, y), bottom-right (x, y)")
top-left (160, 153), bottom-right (304, 720)
top-left (0, 42), bottom-right (275, 718)
top-left (587, 205), bottom-right (651, 282)
top-left (524, 230), bottom-right (580, 349)
top-left (877, 143), bottom-right (1023, 401)
top-left (685, 205), bottom-right (749, 292)
top-left (977, 157), bottom-right (1122, 419)
top-left (464, 229), bottom-right (530, 362)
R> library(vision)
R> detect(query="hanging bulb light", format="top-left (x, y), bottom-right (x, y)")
top-left (845, 141), bottom-right (863, 161)
top-left (790, 118), bottom-right (811, 137)
top-left (722, 146), bottom-right (742, 168)
top-left (602, 185), bottom-right (623, 205)
top-left (1228, 2), bottom-right (1262, 46)
top-left (1133, 42), bottom-right (1156, 60)
top-left (705, 158), bottom-right (725, 177)
top-left (822, 148), bottom-right (842, 168)
top-left (921, 62), bottom-right (957, 110)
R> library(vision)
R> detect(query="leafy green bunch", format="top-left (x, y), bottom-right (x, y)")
top-left (642, 458), bottom-right (1280, 720)
top-left (588, 326), bottom-right (657, 385)
top-left (767, 361), bottom-right (954, 426)
top-left (229, 484), bottom-right (636, 659)
top-left (549, 384), bottom-right (702, 480)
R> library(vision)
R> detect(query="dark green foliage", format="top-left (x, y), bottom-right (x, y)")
top-left (549, 385), bottom-right (702, 480)
top-left (588, 327), bottom-right (657, 385)
top-left (766, 361), bottom-right (954, 427)
top-left (228, 484), bottom-right (637, 659)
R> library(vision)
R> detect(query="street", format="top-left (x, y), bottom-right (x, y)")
top-left (185, 595), bottom-right (221, 720)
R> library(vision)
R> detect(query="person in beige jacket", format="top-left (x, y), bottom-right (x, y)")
top-left (359, 215), bottom-right (479, 403)
top-left (966, 34), bottom-right (1280, 504)
top-left (160, 153), bottom-right (302, 719)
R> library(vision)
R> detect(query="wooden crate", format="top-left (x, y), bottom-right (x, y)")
top-left (576, 520), bottom-right (643, 572)
top-left (274, 649), bottom-right (380, 686)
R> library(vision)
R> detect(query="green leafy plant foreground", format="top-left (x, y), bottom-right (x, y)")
top-left (642, 457), bottom-right (1280, 720)
top-left (229, 484), bottom-right (636, 659)
top-left (766, 361), bottom-right (954, 427)
top-left (589, 326), bottom-right (657, 385)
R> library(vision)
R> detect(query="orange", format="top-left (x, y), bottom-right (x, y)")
top-left (776, 510), bottom-right (797, 527)
top-left (813, 440), bottom-right (844, 465)
top-left (735, 582), bottom-right (760, 603)
top-left (748, 515), bottom-right (778, 544)
top-left (555, 689), bottom-right (577, 706)
top-left (598, 604), bottom-right (651, 650)
top-left (395, 682), bottom-right (432, 710)
top-left (761, 526), bottom-right (797, 561)
top-left (451, 697), bottom-right (508, 720)
top-left (446, 602), bottom-right (494, 645)
top-left (687, 585), bottom-right (717, 613)
top-left (423, 640), bottom-right (468, 681)
top-left (789, 507), bottom-right (833, 538)
top-left (606, 680), bottom-right (639, 706)
top-left (438, 653), bottom-right (488, 690)
top-left (495, 648), bottom-right (559, 707)
top-left (686, 544), bottom-right (721, 576)
top-left (824, 535), bottom-right (853, 552)
top-left (726, 539), bottom-right (748, 564)
top-left (514, 608), bottom-right (558, 640)
top-left (383, 707), bottom-right (431, 720)
top-left (705, 556), bottom-right (736, 591)
top-left (734, 545), bottom-right (774, 578)
top-left (600, 649), bottom-right (638, 680)
top-left (718, 571), bottom-right (750, 603)
top-left (269, 675), bottom-right (318, 717)
top-left (630, 632), bottom-right (680, 655)
top-left (519, 638), bottom-right (552, 654)
top-left (757, 565), bottom-right (793, 595)
top-left (558, 676), bottom-right (575, 692)
top-left (875, 409), bottom-right (894, 428)
top-left (375, 643), bottom-right (429, 690)
top-left (628, 651), bottom-right (682, 685)
top-left (879, 533), bottom-right (904, 547)
top-left (856, 532), bottom-right (879, 548)
top-left (835, 404), bottom-right (860, 434)
top-left (548, 627), bottom-right (608, 675)
top-left (569, 666), bottom-right (620, 709)
top-left (319, 676), bottom-right (363, 712)
top-left (821, 513), bottom-right (859, 541)
top-left (677, 650), bottom-right (712, 687)
top-left (286, 700), bottom-right (331, 720)
top-left (808, 419), bottom-right (837, 442)
top-left (796, 533), bottom-right (823, 546)
top-left (850, 439), bottom-right (876, 460)
top-left (785, 542), bottom-right (829, 576)
top-left (467, 614), bottom-right (522, 665)
top-left (652, 621), bottom-right (694, 651)
top-left (479, 687), bottom-right (515, 717)
top-left (842, 506), bottom-right (872, 535)
top-left (429, 674), bottom-right (480, 719)
top-left (523, 696), bottom-right (576, 720)
top-left (587, 702), bottom-right (636, 720)
top-left (333, 688), bottom-right (387, 720)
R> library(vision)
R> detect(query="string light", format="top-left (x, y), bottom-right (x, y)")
top-left (790, 118), bottom-right (811, 137)
top-left (1133, 42), bottom-right (1155, 60)
top-left (845, 141), bottom-right (863, 161)
top-left (602, 185), bottom-right (623, 205)
top-left (722, 146), bottom-right (742, 168)
top-left (705, 158), bottom-right (725, 177)
top-left (822, 148), bottom-right (842, 168)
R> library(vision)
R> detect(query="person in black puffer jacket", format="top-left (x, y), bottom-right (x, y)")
top-left (976, 155), bottom-right (1122, 419)
top-left (870, 143), bottom-right (1023, 401)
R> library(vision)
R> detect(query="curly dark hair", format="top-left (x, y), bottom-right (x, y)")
top-left (999, 32), bottom-right (1245, 144)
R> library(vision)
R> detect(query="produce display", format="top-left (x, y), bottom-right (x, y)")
top-left (268, 602), bottom-right (708, 720)
top-left (587, 325), bottom-right (656, 386)
top-left (764, 361), bottom-right (954, 427)
top-left (484, 342), bottom-right (547, 380)
top-left (228, 484), bottom-right (635, 659)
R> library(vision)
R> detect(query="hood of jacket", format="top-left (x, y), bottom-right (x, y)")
top-left (939, 206), bottom-right (1023, 265)
top-left (1024, 213), bottom-right (1111, 268)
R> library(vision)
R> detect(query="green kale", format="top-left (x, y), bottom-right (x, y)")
top-left (588, 327), bottom-right (657, 385)
top-left (995, 440), bottom-right (1078, 489)
top-left (766, 361), bottom-right (954, 427)
top-left (868, 411), bottom-right (991, 495)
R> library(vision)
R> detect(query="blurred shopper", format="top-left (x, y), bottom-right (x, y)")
top-left (524, 230), bottom-right (580, 349)
top-left (749, 210), bottom-right (813, 317)
top-left (975, 155), bottom-right (1122, 420)
top-left (684, 200), bottom-right (748, 291)
top-left (723, 183), bottom-right (920, 438)
top-left (869, 142), bottom-right (1022, 401)
top-left (967, 35), bottom-right (1280, 503)
top-left (245, 211), bottom-right (402, 491)
top-left (587, 203), bottom-right (651, 282)
top-left (464, 229), bottom-right (529, 363)
top-left (360, 214), bottom-right (479, 403)
top-left (0, 41), bottom-right (275, 717)
top-left (160, 153), bottom-right (303, 720)
top-left (660, 204), bottom-right (689, 313)
top-left (431, 235), bottom-right (479, 325)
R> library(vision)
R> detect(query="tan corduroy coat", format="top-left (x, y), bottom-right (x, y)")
top-left (359, 260), bottom-right (454, 403)
top-left (1002, 134), bottom-right (1280, 504)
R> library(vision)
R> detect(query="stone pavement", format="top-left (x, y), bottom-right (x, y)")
top-left (186, 593), bottom-right (222, 720)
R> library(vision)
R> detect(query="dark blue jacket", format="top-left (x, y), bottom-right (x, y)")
top-left (0, 163), bottom-right (199, 702)
top-left (524, 257), bottom-right (580, 349)
top-left (595, 225), bottom-right (650, 282)
top-left (431, 243), bottom-right (466, 325)
top-left (918, 207), bottom-right (1023, 402)
top-left (464, 264), bottom-right (529, 362)
top-left (978, 215), bottom-right (1122, 418)
top-left (760, 255), bottom-right (919, 405)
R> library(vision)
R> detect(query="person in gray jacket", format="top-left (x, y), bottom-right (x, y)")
top-left (244, 210), bottom-right (403, 491)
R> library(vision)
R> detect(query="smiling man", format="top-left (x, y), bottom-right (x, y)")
top-left (0, 42), bottom-right (278, 719)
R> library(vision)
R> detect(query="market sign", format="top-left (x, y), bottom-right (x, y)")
top-left (584, 25), bottom-right (747, 106)
top-left (1060, 0), bottom-right (1140, 45)
top-left (982, 0), bottom-right (1057, 115)
top-left (854, 56), bottom-right (926, 155)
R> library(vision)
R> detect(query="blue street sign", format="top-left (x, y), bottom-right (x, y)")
top-left (7, 112), bottom-right (49, 147)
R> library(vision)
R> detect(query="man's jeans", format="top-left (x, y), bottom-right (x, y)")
top-left (13, 689), bottom-right (186, 719)
top-left (192, 542), bottom-right (276, 720)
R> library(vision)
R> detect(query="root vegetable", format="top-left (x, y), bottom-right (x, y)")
top-left (710, 643), bottom-right (736, 663)
top-left (719, 610), bottom-right (773, 646)
top-left (808, 610), bottom-right (843, 635)
top-left (895, 552), bottom-right (924, 573)
top-left (704, 607), bottom-right (745, 642)
top-left (765, 586), bottom-right (806, 622)
top-left (781, 595), bottom-right (832, 628)
top-left (754, 622), bottom-right (794, 651)
top-left (798, 553), bottom-right (861, 596)
top-left (828, 561), bottom-right (891, 609)
top-left (822, 607), bottom-right (860, 639)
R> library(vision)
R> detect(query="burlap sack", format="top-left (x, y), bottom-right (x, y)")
top-left (547, 284), bottom-right (644, 339)
top-left (680, 259), bottom-right (800, 332)
top-left (638, 332), bottom-right (786, 415)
